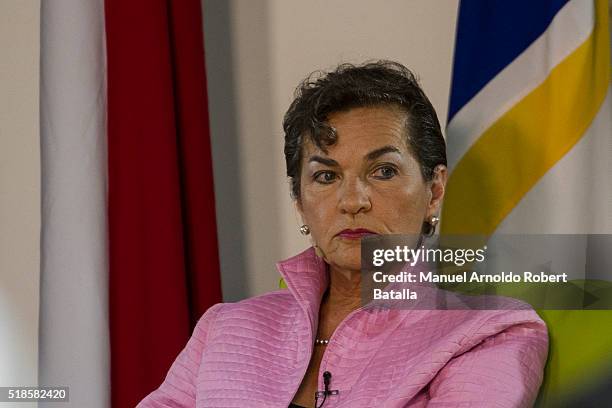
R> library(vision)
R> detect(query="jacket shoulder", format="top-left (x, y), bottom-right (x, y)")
top-left (204, 289), bottom-right (300, 332)
top-left (219, 289), bottom-right (296, 311)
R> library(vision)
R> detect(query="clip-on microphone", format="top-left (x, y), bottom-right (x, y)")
top-left (315, 371), bottom-right (339, 408)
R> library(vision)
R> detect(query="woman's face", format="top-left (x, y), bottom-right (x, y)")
top-left (297, 105), bottom-right (447, 272)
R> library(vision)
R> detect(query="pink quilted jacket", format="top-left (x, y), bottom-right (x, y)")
top-left (138, 247), bottom-right (548, 407)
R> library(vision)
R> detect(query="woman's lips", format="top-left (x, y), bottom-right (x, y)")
top-left (337, 228), bottom-right (378, 239)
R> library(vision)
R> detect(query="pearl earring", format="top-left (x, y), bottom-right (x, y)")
top-left (424, 215), bottom-right (440, 237)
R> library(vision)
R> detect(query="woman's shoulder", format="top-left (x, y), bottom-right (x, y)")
top-left (468, 305), bottom-right (548, 343)
top-left (460, 297), bottom-right (548, 338)
top-left (415, 287), bottom-right (548, 338)
top-left (423, 304), bottom-right (549, 357)
top-left (383, 295), bottom-right (548, 353)
top-left (196, 289), bottom-right (300, 327)
top-left (220, 288), bottom-right (297, 310)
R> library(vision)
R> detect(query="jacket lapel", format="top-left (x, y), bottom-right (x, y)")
top-left (276, 246), bottom-right (329, 343)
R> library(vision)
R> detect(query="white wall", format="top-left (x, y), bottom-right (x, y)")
top-left (0, 0), bottom-right (40, 402)
top-left (203, 0), bottom-right (460, 300)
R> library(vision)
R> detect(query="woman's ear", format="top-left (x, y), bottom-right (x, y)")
top-left (427, 165), bottom-right (448, 216)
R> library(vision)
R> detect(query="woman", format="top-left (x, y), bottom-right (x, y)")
top-left (138, 61), bottom-right (548, 407)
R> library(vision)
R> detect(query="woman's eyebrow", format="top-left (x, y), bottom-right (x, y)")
top-left (365, 145), bottom-right (401, 161)
top-left (308, 155), bottom-right (339, 167)
top-left (308, 146), bottom-right (401, 166)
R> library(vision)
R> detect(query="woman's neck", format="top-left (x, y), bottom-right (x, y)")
top-left (317, 265), bottom-right (363, 339)
top-left (326, 265), bottom-right (362, 308)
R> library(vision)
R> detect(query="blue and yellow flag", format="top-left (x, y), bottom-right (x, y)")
top-left (444, 0), bottom-right (611, 405)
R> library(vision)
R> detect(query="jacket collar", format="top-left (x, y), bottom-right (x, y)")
top-left (274, 246), bottom-right (430, 350)
top-left (276, 245), bottom-right (443, 319)
top-left (275, 247), bottom-right (328, 338)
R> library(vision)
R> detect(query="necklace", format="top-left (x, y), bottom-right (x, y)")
top-left (315, 338), bottom-right (330, 345)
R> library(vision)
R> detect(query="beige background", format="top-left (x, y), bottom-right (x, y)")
top-left (0, 0), bottom-right (40, 402)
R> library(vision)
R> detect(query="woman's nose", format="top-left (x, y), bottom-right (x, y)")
top-left (338, 177), bottom-right (372, 215)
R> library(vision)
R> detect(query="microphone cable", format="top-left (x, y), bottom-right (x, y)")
top-left (315, 371), bottom-right (333, 408)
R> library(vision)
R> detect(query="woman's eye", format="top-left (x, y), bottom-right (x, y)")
top-left (313, 171), bottom-right (337, 184)
top-left (372, 166), bottom-right (398, 180)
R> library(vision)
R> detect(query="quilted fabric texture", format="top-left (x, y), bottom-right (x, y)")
top-left (138, 247), bottom-right (548, 407)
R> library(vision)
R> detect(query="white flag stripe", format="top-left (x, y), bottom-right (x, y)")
top-left (39, 0), bottom-right (109, 407)
top-left (496, 87), bottom-right (612, 236)
top-left (446, 0), bottom-right (594, 171)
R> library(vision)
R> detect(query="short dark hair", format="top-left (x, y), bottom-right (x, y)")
top-left (283, 60), bottom-right (447, 200)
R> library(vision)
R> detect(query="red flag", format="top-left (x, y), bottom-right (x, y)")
top-left (105, 0), bottom-right (222, 405)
